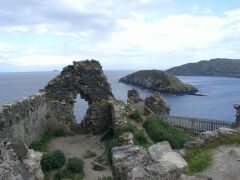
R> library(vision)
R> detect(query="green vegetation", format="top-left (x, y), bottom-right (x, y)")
top-left (41, 150), bottom-right (66, 171)
top-left (129, 111), bottom-right (143, 123)
top-left (98, 175), bottom-right (113, 180)
top-left (30, 128), bottom-right (67, 152)
top-left (115, 123), bottom-right (150, 147)
top-left (67, 157), bottom-right (84, 173)
top-left (83, 150), bottom-right (97, 159)
top-left (54, 168), bottom-right (84, 180)
top-left (106, 137), bottom-right (119, 164)
top-left (184, 134), bottom-right (240, 174)
top-left (92, 163), bottom-right (106, 171)
top-left (143, 116), bottom-right (195, 149)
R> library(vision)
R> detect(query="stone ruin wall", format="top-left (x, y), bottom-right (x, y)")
top-left (0, 60), bottom-right (117, 145)
top-left (0, 93), bottom-right (47, 145)
top-left (44, 60), bottom-right (114, 134)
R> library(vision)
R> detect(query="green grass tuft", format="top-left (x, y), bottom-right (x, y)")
top-left (143, 116), bottom-right (195, 149)
top-left (83, 150), bottom-right (97, 159)
top-left (129, 111), bottom-right (143, 123)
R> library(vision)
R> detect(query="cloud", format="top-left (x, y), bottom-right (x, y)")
top-left (0, 1), bottom-right (240, 70)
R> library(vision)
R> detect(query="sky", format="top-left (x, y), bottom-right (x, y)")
top-left (0, 0), bottom-right (240, 72)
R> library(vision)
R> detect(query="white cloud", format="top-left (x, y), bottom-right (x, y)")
top-left (96, 14), bottom-right (224, 54)
top-left (5, 25), bottom-right (29, 33)
top-left (0, 1), bottom-right (240, 70)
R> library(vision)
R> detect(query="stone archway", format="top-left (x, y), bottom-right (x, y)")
top-left (44, 60), bottom-right (114, 134)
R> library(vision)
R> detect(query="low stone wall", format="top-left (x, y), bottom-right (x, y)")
top-left (0, 93), bottom-right (47, 145)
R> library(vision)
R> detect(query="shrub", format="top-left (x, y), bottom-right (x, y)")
top-left (67, 157), bottom-right (84, 173)
top-left (98, 175), bottom-right (113, 180)
top-left (129, 111), bottom-right (143, 122)
top-left (143, 116), bottom-right (195, 149)
top-left (83, 150), bottom-right (97, 159)
top-left (54, 168), bottom-right (84, 180)
top-left (30, 128), bottom-right (67, 152)
top-left (41, 150), bottom-right (66, 171)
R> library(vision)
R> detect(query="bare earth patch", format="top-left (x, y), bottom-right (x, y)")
top-left (48, 134), bottom-right (112, 180)
top-left (199, 145), bottom-right (240, 180)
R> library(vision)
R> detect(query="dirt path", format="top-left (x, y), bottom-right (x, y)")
top-left (48, 134), bottom-right (112, 180)
top-left (199, 145), bottom-right (240, 180)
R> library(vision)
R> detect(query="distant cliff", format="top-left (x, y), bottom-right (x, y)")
top-left (167, 58), bottom-right (240, 77)
top-left (119, 70), bottom-right (198, 95)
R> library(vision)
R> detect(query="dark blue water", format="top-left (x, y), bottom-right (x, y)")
top-left (0, 71), bottom-right (239, 122)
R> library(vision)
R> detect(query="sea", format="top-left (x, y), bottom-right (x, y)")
top-left (0, 71), bottom-right (240, 123)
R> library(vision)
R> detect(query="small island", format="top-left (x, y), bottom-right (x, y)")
top-left (119, 70), bottom-right (198, 95)
top-left (167, 58), bottom-right (240, 78)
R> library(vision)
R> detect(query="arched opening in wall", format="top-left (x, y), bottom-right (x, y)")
top-left (74, 94), bottom-right (88, 123)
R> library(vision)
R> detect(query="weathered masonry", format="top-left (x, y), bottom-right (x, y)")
top-left (0, 60), bottom-right (121, 145)
top-left (44, 60), bottom-right (114, 134)
top-left (0, 93), bottom-right (47, 145)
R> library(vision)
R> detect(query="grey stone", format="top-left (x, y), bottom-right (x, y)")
top-left (10, 141), bottom-right (28, 159)
top-left (215, 127), bottom-right (238, 135)
top-left (144, 92), bottom-right (170, 116)
top-left (112, 141), bottom-right (188, 180)
top-left (119, 132), bottom-right (134, 146)
top-left (199, 131), bottom-right (219, 142)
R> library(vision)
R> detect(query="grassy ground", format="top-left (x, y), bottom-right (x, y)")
top-left (30, 128), bottom-right (67, 152)
top-left (143, 116), bottom-right (196, 149)
top-left (183, 133), bottom-right (240, 175)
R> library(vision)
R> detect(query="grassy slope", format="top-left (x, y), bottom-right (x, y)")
top-left (184, 133), bottom-right (240, 174)
top-left (143, 116), bottom-right (196, 149)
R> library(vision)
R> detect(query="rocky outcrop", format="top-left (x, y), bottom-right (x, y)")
top-left (0, 141), bottom-right (28, 180)
top-left (234, 104), bottom-right (240, 127)
top-left (119, 70), bottom-right (198, 95)
top-left (144, 92), bottom-right (170, 116)
top-left (112, 141), bottom-right (188, 180)
top-left (22, 149), bottom-right (44, 180)
top-left (0, 140), bottom-right (44, 180)
top-left (185, 127), bottom-right (239, 148)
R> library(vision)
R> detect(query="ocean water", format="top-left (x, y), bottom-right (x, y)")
top-left (0, 71), bottom-right (239, 122)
